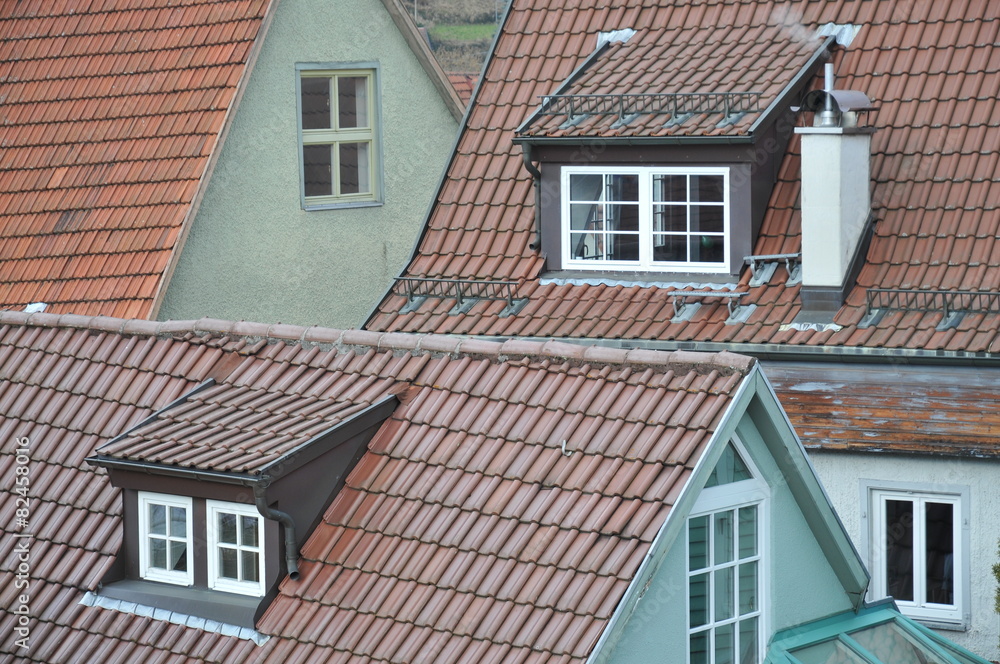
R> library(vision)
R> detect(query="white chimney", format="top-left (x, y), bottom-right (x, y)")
top-left (794, 64), bottom-right (875, 313)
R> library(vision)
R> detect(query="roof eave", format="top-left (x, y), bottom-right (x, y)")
top-left (511, 133), bottom-right (756, 146)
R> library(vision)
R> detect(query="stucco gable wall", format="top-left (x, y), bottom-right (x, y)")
top-left (158, 0), bottom-right (459, 328)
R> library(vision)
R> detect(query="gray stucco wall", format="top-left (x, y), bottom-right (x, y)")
top-left (602, 414), bottom-right (853, 662)
top-left (157, 0), bottom-right (459, 328)
top-left (809, 451), bottom-right (1000, 660)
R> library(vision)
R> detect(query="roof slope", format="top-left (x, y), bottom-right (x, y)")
top-left (0, 0), bottom-right (271, 319)
top-left (0, 312), bottom-right (752, 663)
top-left (366, 0), bottom-right (1000, 355)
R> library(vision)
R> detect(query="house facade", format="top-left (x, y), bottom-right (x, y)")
top-left (0, 311), bottom-right (987, 663)
top-left (0, 0), bottom-right (460, 328)
top-left (156, 0), bottom-right (463, 328)
top-left (365, 0), bottom-right (1000, 658)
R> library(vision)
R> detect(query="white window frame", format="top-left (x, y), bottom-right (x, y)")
top-left (297, 64), bottom-right (381, 209)
top-left (862, 481), bottom-right (969, 627)
top-left (687, 437), bottom-right (769, 664)
top-left (206, 500), bottom-right (266, 597)
top-left (138, 492), bottom-right (193, 586)
top-left (561, 165), bottom-right (730, 273)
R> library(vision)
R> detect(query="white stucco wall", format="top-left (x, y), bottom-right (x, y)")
top-left (158, 0), bottom-right (459, 328)
top-left (809, 450), bottom-right (1000, 660)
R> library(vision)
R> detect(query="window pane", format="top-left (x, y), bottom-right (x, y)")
top-left (653, 235), bottom-right (687, 262)
top-left (691, 174), bottom-right (725, 202)
top-left (169, 541), bottom-right (187, 572)
top-left (739, 561), bottom-right (757, 613)
top-left (851, 621), bottom-right (948, 664)
top-left (738, 507), bottom-right (757, 558)
top-left (301, 77), bottom-right (330, 130)
top-left (715, 565), bottom-right (734, 621)
top-left (149, 503), bottom-right (165, 535)
top-left (570, 173), bottom-right (604, 201)
top-left (605, 174), bottom-right (638, 202)
top-left (654, 205), bottom-right (687, 233)
top-left (242, 550), bottom-right (260, 582)
top-left (303, 145), bottom-right (332, 197)
top-left (654, 174), bottom-right (687, 202)
top-left (690, 235), bottom-right (725, 263)
top-left (925, 501), bottom-right (954, 605)
top-left (792, 639), bottom-right (868, 664)
top-left (690, 631), bottom-right (709, 664)
top-left (689, 516), bottom-right (709, 571)
top-left (606, 204), bottom-right (639, 232)
top-left (739, 617), bottom-right (758, 664)
top-left (337, 76), bottom-right (368, 129)
top-left (242, 515), bottom-right (259, 548)
top-left (150, 538), bottom-right (166, 569)
top-left (169, 506), bottom-right (186, 538)
top-left (706, 443), bottom-right (752, 487)
top-left (715, 511), bottom-right (734, 564)
top-left (885, 499), bottom-right (914, 602)
top-left (691, 205), bottom-right (724, 233)
top-left (715, 622), bottom-right (735, 664)
top-left (220, 547), bottom-right (238, 579)
top-left (339, 142), bottom-right (370, 195)
top-left (690, 572), bottom-right (709, 627)
top-left (219, 512), bottom-right (238, 545)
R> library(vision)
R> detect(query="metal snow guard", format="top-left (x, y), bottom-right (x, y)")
top-left (538, 91), bottom-right (763, 122)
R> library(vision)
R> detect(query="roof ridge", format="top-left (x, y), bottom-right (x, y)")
top-left (0, 312), bottom-right (754, 375)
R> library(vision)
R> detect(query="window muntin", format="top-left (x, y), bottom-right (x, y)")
top-left (688, 439), bottom-right (766, 664)
top-left (138, 492), bottom-right (193, 586)
top-left (299, 69), bottom-right (377, 206)
top-left (562, 166), bottom-right (729, 272)
top-left (869, 489), bottom-right (962, 623)
top-left (207, 501), bottom-right (266, 596)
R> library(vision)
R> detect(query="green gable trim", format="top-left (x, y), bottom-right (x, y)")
top-left (765, 601), bottom-right (990, 664)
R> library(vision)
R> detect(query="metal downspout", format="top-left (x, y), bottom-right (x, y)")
top-left (520, 143), bottom-right (543, 245)
top-left (252, 480), bottom-right (300, 580)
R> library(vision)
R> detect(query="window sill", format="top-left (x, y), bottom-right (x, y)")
top-left (541, 270), bottom-right (739, 290)
top-left (910, 617), bottom-right (968, 632)
top-left (97, 578), bottom-right (263, 628)
top-left (303, 199), bottom-right (383, 212)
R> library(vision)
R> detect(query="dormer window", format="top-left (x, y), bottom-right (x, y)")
top-left (208, 500), bottom-right (265, 596)
top-left (139, 493), bottom-right (193, 586)
top-left (563, 166), bottom-right (729, 272)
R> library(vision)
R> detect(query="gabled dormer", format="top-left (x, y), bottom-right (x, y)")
top-left (513, 23), bottom-right (845, 282)
top-left (86, 379), bottom-right (397, 629)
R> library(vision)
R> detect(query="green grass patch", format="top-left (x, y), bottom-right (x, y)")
top-left (429, 23), bottom-right (497, 42)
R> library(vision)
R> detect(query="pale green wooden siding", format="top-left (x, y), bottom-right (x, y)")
top-left (158, 0), bottom-right (459, 328)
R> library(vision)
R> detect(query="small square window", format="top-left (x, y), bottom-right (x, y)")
top-left (207, 501), bottom-right (266, 596)
top-left (298, 68), bottom-right (380, 208)
top-left (138, 492), bottom-right (193, 586)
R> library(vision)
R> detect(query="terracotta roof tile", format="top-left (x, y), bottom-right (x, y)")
top-left (0, 0), bottom-right (268, 316)
top-left (368, 1), bottom-right (1000, 357)
top-left (0, 311), bottom-right (753, 662)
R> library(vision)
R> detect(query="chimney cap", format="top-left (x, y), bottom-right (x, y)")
top-left (793, 89), bottom-right (876, 115)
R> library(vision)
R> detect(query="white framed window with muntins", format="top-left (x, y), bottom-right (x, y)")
top-left (207, 500), bottom-right (266, 597)
top-left (687, 440), bottom-right (768, 664)
top-left (138, 492), bottom-right (193, 586)
top-left (865, 484), bottom-right (967, 626)
top-left (298, 67), bottom-right (380, 208)
top-left (561, 166), bottom-right (730, 272)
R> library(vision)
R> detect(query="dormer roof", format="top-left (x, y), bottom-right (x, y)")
top-left (517, 22), bottom-right (827, 140)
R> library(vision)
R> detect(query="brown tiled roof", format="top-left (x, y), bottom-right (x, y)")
top-left (0, 311), bottom-right (752, 662)
top-left (764, 361), bottom-right (1000, 458)
top-left (448, 72), bottom-right (478, 105)
top-left (0, 0), bottom-right (271, 318)
top-left (518, 22), bottom-right (824, 138)
top-left (366, 1), bottom-right (1000, 355)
